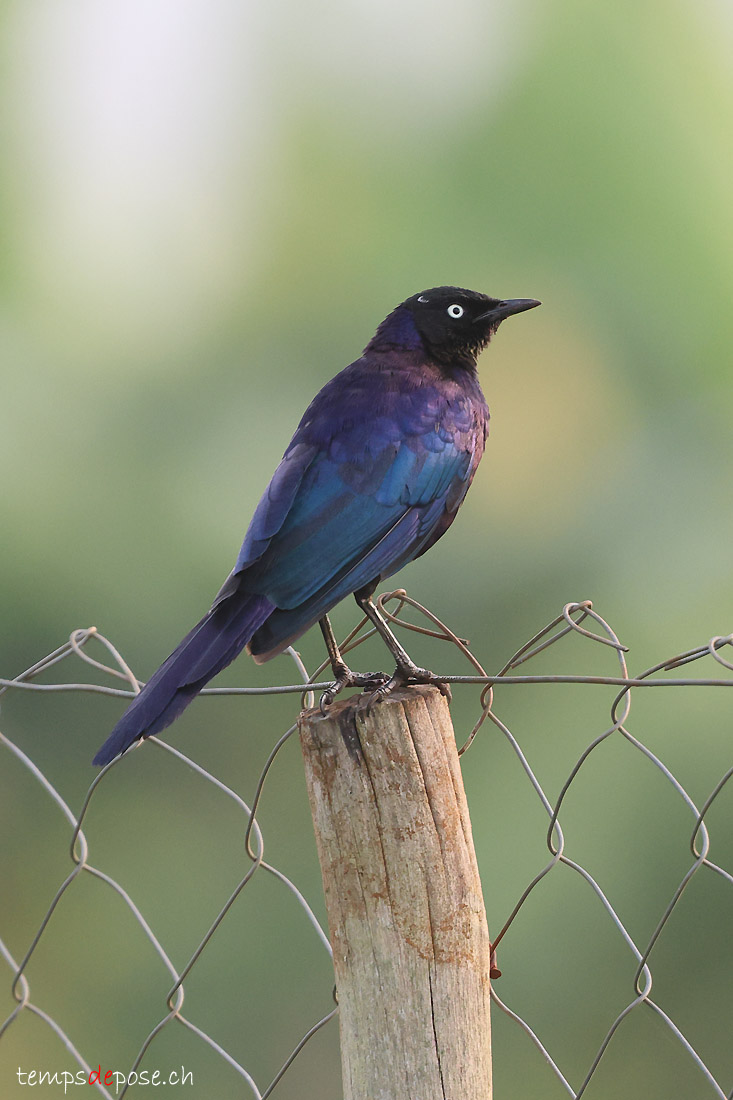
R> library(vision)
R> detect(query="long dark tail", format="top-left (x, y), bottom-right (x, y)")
top-left (92, 589), bottom-right (274, 766)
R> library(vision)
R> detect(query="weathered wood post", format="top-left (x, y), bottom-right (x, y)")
top-left (299, 684), bottom-right (492, 1100)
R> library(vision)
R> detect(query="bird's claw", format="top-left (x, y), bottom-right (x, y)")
top-left (363, 664), bottom-right (451, 711)
top-left (319, 668), bottom-right (389, 715)
top-left (319, 655), bottom-right (451, 716)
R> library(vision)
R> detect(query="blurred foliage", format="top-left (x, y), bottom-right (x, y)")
top-left (2, 1), bottom-right (733, 1097)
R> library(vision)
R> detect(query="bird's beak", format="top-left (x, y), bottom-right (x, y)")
top-left (473, 298), bottom-right (541, 324)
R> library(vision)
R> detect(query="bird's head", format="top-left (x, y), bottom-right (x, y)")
top-left (370, 286), bottom-right (540, 367)
top-left (406, 286), bottom-right (540, 363)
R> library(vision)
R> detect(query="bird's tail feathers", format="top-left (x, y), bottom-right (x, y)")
top-left (92, 587), bottom-right (273, 766)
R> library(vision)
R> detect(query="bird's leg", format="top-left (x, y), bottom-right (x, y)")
top-left (318, 615), bottom-right (388, 714)
top-left (353, 585), bottom-right (451, 704)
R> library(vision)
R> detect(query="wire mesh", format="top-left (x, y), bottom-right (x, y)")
top-left (2, 593), bottom-right (732, 1097)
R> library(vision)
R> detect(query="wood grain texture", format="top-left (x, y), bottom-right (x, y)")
top-left (299, 685), bottom-right (492, 1100)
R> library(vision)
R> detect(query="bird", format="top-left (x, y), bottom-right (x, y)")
top-left (92, 286), bottom-right (539, 766)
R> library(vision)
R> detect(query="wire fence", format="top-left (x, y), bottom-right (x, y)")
top-left (2, 593), bottom-right (733, 1098)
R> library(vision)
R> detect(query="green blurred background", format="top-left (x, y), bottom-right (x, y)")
top-left (2, 0), bottom-right (733, 1096)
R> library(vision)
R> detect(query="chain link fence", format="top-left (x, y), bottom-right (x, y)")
top-left (2, 593), bottom-right (732, 1098)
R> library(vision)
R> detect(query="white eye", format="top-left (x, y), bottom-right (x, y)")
top-left (447, 304), bottom-right (464, 318)
top-left (417, 295), bottom-right (429, 303)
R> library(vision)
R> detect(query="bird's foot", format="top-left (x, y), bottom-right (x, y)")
top-left (319, 666), bottom-right (389, 715)
top-left (364, 662), bottom-right (451, 709)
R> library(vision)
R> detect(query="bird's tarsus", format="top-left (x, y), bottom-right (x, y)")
top-left (318, 614), bottom-right (389, 714)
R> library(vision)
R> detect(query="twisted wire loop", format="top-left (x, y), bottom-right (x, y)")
top-left (2, 596), bottom-right (733, 1096)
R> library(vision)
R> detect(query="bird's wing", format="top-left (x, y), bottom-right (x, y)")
top-left (231, 379), bottom-right (483, 614)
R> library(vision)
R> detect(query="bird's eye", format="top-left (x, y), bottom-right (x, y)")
top-left (447, 304), bottom-right (464, 319)
top-left (417, 295), bottom-right (429, 303)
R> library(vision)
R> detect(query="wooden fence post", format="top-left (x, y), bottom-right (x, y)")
top-left (299, 684), bottom-right (492, 1100)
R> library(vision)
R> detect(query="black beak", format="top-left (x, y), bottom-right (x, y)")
top-left (473, 298), bottom-right (541, 324)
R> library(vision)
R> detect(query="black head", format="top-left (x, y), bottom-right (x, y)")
top-left (402, 286), bottom-right (540, 364)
